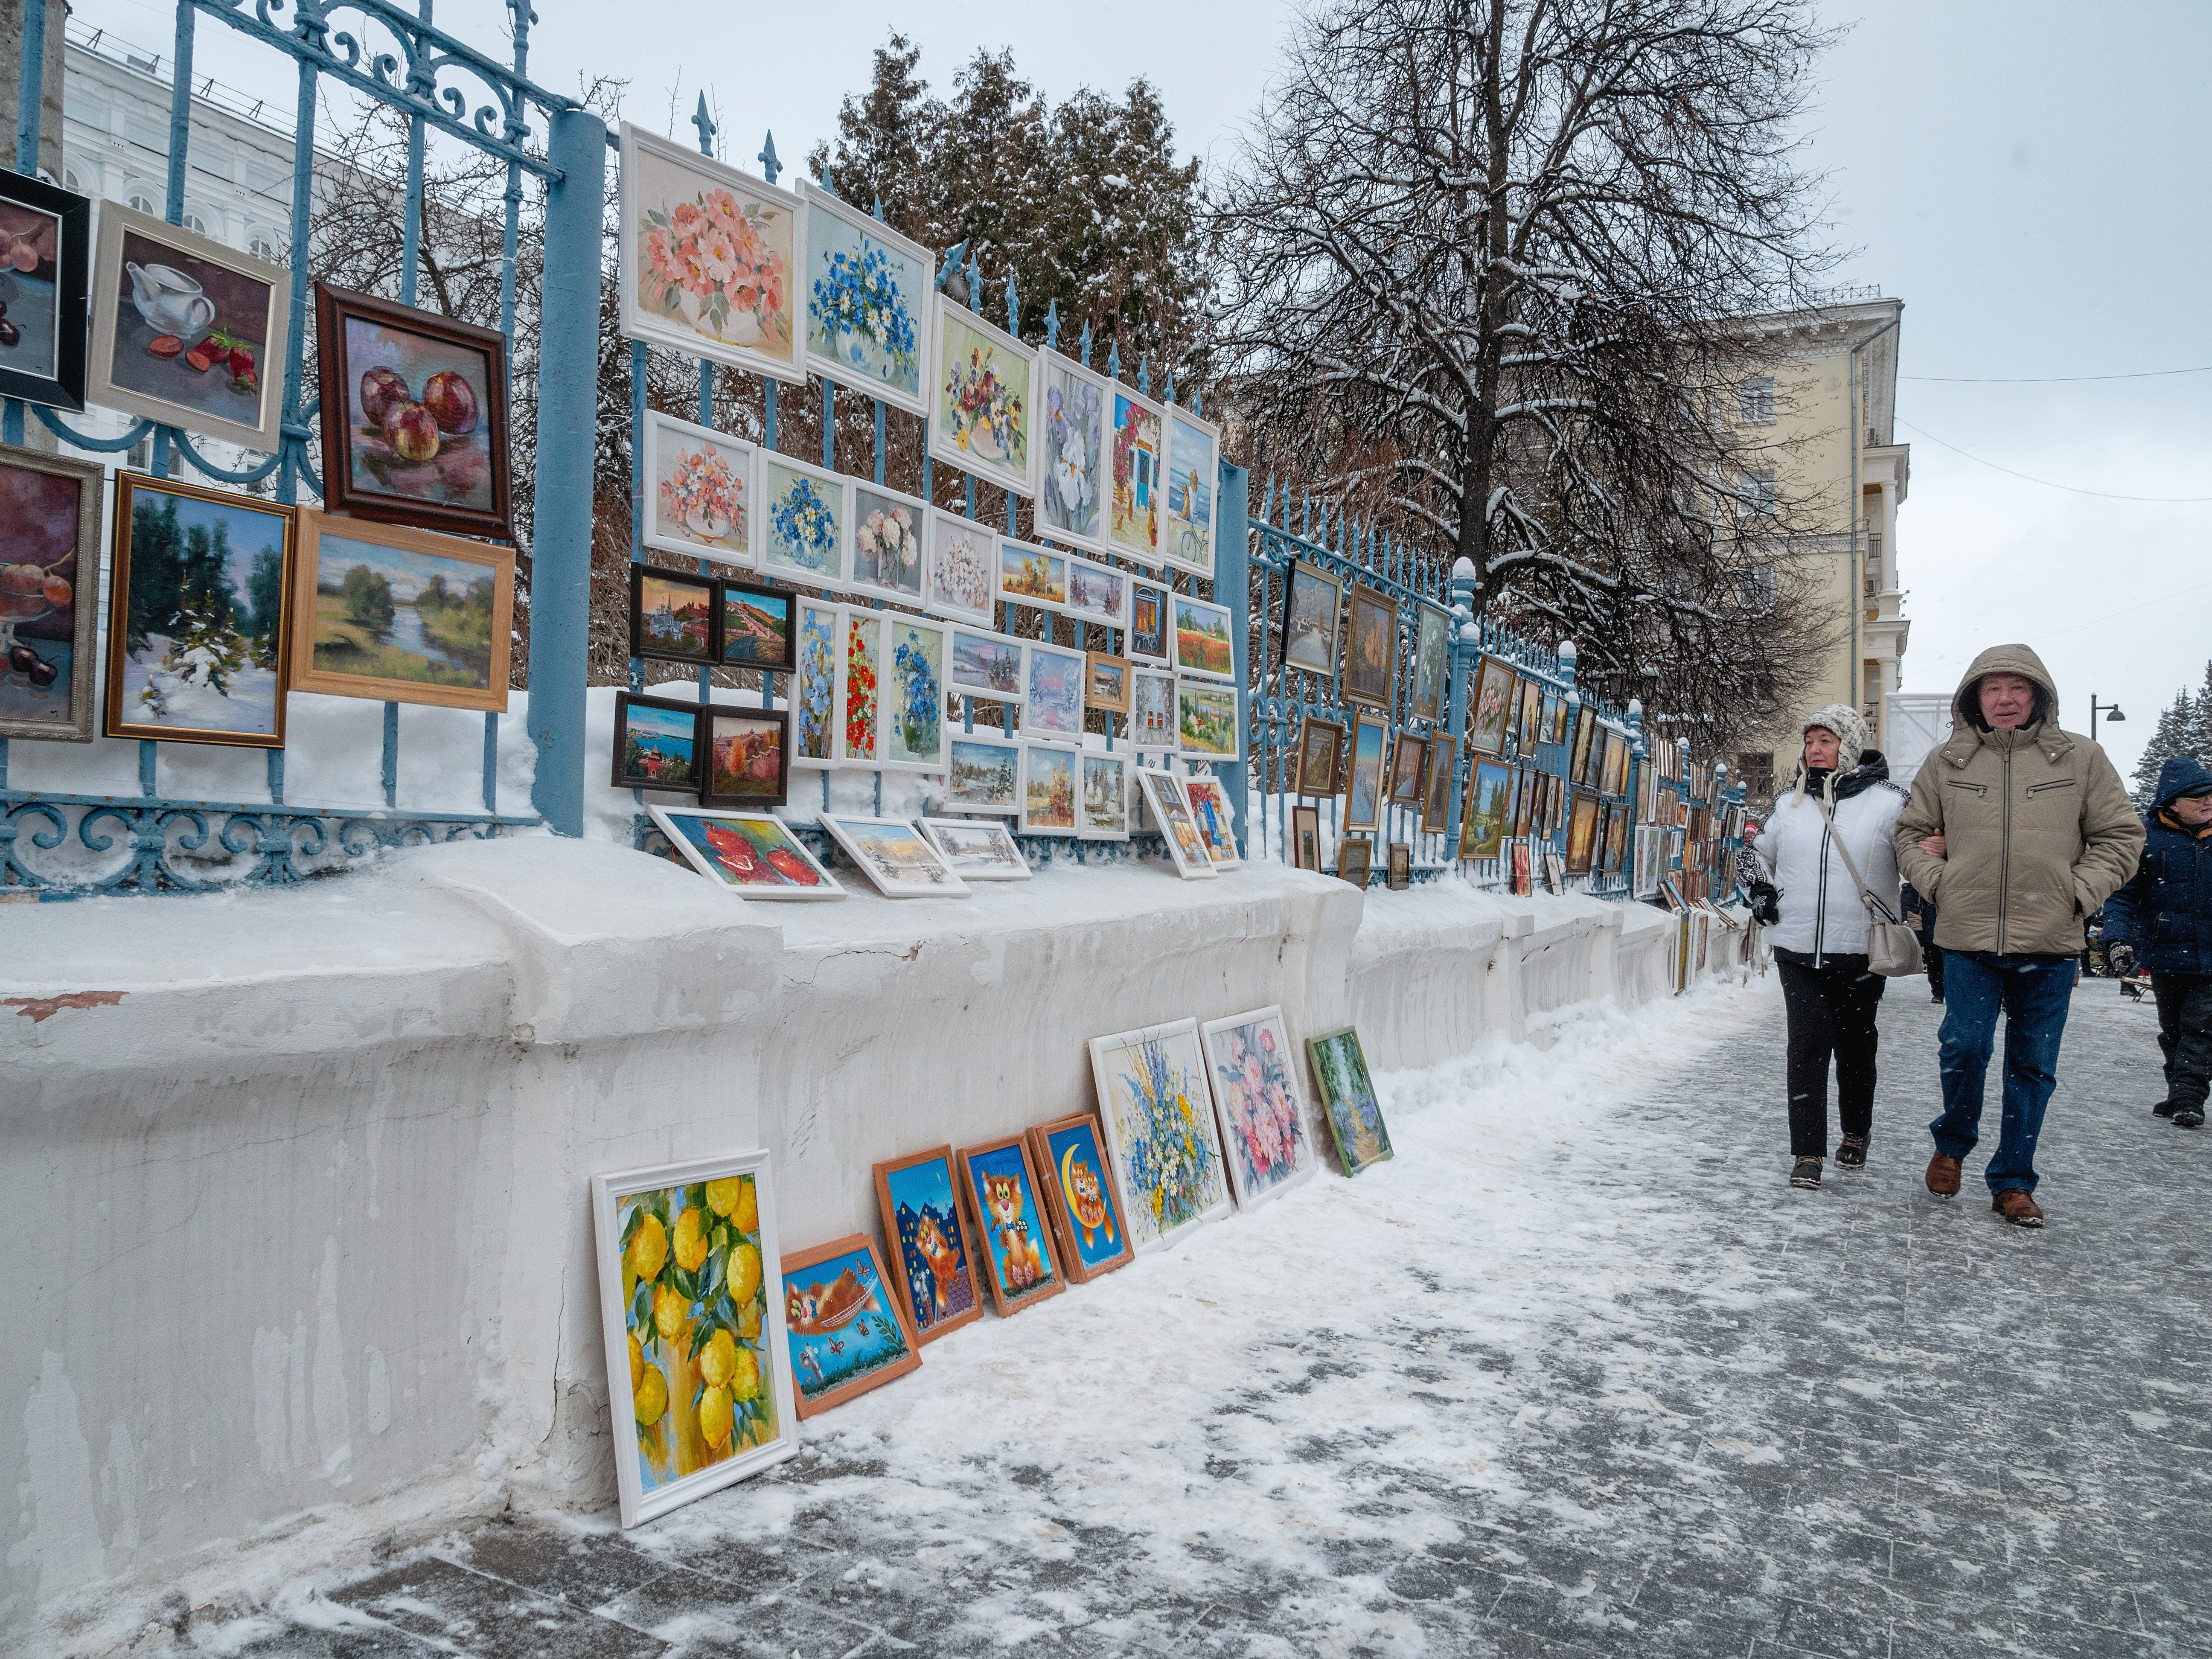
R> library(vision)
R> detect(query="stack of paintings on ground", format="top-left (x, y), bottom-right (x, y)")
top-left (588, 1010), bottom-right (1392, 1526)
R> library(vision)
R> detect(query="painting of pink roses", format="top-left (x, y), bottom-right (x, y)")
top-left (1198, 1007), bottom-right (1318, 1211)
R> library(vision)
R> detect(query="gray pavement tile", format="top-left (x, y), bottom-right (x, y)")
top-left (451, 1522), bottom-right (675, 1611)
top-left (222, 1625), bottom-right (445, 1659)
top-left (331, 1555), bottom-right (669, 1658)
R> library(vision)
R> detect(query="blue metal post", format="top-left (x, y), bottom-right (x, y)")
top-left (1219, 461), bottom-right (1251, 856)
top-left (1444, 558), bottom-right (1477, 849)
top-left (526, 106), bottom-right (607, 837)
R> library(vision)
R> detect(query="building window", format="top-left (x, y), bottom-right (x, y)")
top-left (248, 233), bottom-right (282, 263)
top-left (1736, 562), bottom-right (1775, 613)
top-left (181, 211), bottom-right (208, 236)
top-left (1738, 469), bottom-right (1776, 517)
top-left (63, 169), bottom-right (80, 192)
top-left (1736, 377), bottom-right (1775, 425)
top-left (127, 192), bottom-right (156, 215)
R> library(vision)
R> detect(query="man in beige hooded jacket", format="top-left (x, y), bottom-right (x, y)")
top-left (1894, 644), bottom-right (2142, 1227)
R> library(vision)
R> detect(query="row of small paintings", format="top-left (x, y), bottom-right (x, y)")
top-left (588, 1016), bottom-right (1390, 1527)
top-left (0, 454), bottom-right (514, 747)
top-left (1278, 560), bottom-right (1449, 721)
top-left (616, 126), bottom-right (1221, 577)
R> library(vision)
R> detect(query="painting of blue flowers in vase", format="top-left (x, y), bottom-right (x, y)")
top-left (884, 618), bottom-right (946, 771)
top-left (761, 457), bottom-right (847, 585)
top-left (792, 599), bottom-right (838, 766)
top-left (802, 186), bottom-right (928, 416)
top-left (1038, 358), bottom-right (1107, 553)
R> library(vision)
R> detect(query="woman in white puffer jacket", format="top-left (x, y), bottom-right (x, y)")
top-left (1743, 703), bottom-right (1909, 1192)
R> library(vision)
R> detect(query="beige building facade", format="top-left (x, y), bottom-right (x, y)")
top-left (1726, 293), bottom-right (1911, 809)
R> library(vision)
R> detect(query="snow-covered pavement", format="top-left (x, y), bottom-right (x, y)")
top-left (192, 972), bottom-right (2206, 1659)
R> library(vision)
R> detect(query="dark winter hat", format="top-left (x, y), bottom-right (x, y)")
top-left (2154, 754), bottom-right (2212, 809)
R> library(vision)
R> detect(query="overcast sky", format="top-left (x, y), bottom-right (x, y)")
top-left (65, 0), bottom-right (2211, 778)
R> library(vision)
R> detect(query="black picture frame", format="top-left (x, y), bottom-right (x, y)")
top-left (610, 690), bottom-right (706, 792)
top-left (629, 562), bottom-right (721, 665)
top-left (0, 167), bottom-right (90, 412)
top-left (718, 577), bottom-right (798, 672)
top-left (698, 702), bottom-right (792, 809)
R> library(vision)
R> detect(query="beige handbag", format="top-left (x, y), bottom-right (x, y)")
top-left (1816, 796), bottom-right (1922, 976)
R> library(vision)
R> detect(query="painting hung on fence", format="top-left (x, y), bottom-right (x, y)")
top-left (945, 729), bottom-right (1021, 814)
top-left (919, 815), bottom-right (1031, 879)
top-left (720, 579), bottom-right (795, 672)
top-left (1025, 640), bottom-right (1086, 741)
top-left (799, 181), bottom-right (927, 414)
top-left (1182, 773), bottom-right (1240, 867)
top-left (1458, 758), bottom-right (1512, 859)
top-left (925, 510), bottom-right (997, 627)
top-left (929, 296), bottom-right (1036, 497)
top-left (821, 812), bottom-right (971, 897)
top-left (1129, 666), bottom-right (1175, 748)
top-left (1345, 583), bottom-right (1396, 710)
top-left (1127, 576), bottom-right (1170, 665)
top-left (620, 123), bottom-right (804, 386)
top-left (1387, 731), bottom-right (1429, 809)
top-left (1567, 791), bottom-right (1601, 875)
top-left (1081, 751), bottom-right (1131, 840)
top-left (1177, 679), bottom-right (1239, 761)
top-left (1280, 560), bottom-right (1343, 675)
top-left (1065, 556), bottom-right (1128, 631)
top-left (1138, 766), bottom-right (1214, 879)
top-left (105, 474), bottom-right (295, 747)
top-left (792, 598), bottom-right (838, 766)
top-left (1027, 1112), bottom-right (1134, 1283)
top-left (92, 200), bottom-right (289, 451)
top-left (1345, 710), bottom-right (1388, 830)
top-left (1602, 729), bottom-right (1630, 797)
top-left (0, 168), bottom-right (89, 413)
top-left (1604, 797), bottom-right (1630, 873)
top-left (631, 564), bottom-right (719, 666)
top-left (1517, 676), bottom-right (1543, 751)
top-left (779, 1233), bottom-right (922, 1417)
top-left (1292, 804), bottom-right (1321, 872)
top-left (1295, 716), bottom-right (1345, 798)
top-left (761, 455), bottom-right (848, 587)
top-left (1569, 707), bottom-right (1596, 786)
top-left (1410, 602), bottom-right (1448, 723)
top-left (611, 692), bottom-right (703, 793)
top-left (955, 1134), bottom-right (1065, 1316)
top-left (1038, 355), bottom-right (1109, 553)
top-left (1020, 741), bottom-right (1079, 835)
top-left (839, 606), bottom-right (882, 763)
top-left (881, 616), bottom-right (947, 772)
top-left (650, 806), bottom-right (844, 899)
top-left (589, 1150), bottom-right (797, 1527)
top-left (0, 445), bottom-right (100, 742)
top-left (850, 483), bottom-right (927, 606)
top-left (701, 706), bottom-right (790, 809)
top-left (1172, 593), bottom-right (1235, 681)
top-left (873, 1145), bottom-right (985, 1343)
top-left (1420, 736), bottom-right (1456, 834)
top-left (1088, 1017), bottom-right (1234, 1252)
top-left (1086, 651), bottom-right (1131, 715)
top-left (1467, 657), bottom-right (1515, 756)
top-left (314, 282), bottom-right (512, 539)
top-left (290, 512), bottom-right (514, 709)
top-left (948, 626), bottom-right (1024, 703)
top-left (1108, 386), bottom-right (1163, 563)
top-left (1201, 1005), bottom-right (1318, 1211)
top-left (998, 537), bottom-right (1068, 611)
top-left (1306, 1027), bottom-right (1392, 1177)
top-left (641, 408), bottom-right (753, 566)
top-left (1162, 408), bottom-right (1219, 581)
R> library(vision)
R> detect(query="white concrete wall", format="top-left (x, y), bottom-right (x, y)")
top-left (0, 838), bottom-right (1690, 1647)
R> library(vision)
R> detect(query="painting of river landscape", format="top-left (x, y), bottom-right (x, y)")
top-left (291, 515), bottom-right (512, 710)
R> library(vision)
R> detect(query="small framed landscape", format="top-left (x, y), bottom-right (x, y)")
top-left (1080, 750), bottom-right (1131, 841)
top-left (1171, 592), bottom-right (1235, 681)
top-left (779, 1233), bottom-right (923, 1418)
top-left (1182, 773), bottom-right (1240, 867)
top-left (0, 445), bottom-right (102, 742)
top-left (947, 626), bottom-right (1024, 704)
top-left (700, 705), bottom-right (790, 809)
top-left (1019, 741), bottom-right (1079, 836)
top-left (91, 200), bottom-right (289, 450)
top-left (873, 1145), bottom-right (987, 1345)
top-left (1344, 583), bottom-right (1396, 710)
top-left (1177, 679), bottom-right (1239, 762)
top-left (1459, 758), bottom-right (1512, 859)
top-left (1160, 405), bottom-right (1220, 581)
top-left (1344, 710), bottom-right (1388, 831)
top-left (925, 509), bottom-right (995, 626)
top-left (1129, 666), bottom-right (1175, 748)
top-left (918, 816), bottom-right (1031, 879)
top-left (1086, 651), bottom-right (1131, 715)
top-left (760, 453), bottom-right (850, 589)
top-left (611, 692), bottom-right (704, 793)
top-left (1024, 640), bottom-right (1087, 743)
top-left (997, 536), bottom-right (1068, 613)
top-left (588, 1149), bottom-right (797, 1528)
top-left (1293, 716), bottom-right (1345, 798)
top-left (314, 282), bottom-right (512, 540)
top-left (1280, 561), bottom-right (1342, 676)
top-left (1036, 352), bottom-right (1111, 554)
top-left (799, 179), bottom-right (928, 415)
top-left (1065, 554), bottom-right (1128, 631)
top-left (1386, 731), bottom-right (1429, 810)
top-left (943, 728), bottom-right (1021, 815)
top-left (1087, 1017), bottom-right (1234, 1252)
top-left (1137, 767), bottom-right (1214, 879)
top-left (1420, 737), bottom-right (1458, 835)
top-left (1200, 1006), bottom-right (1319, 1212)
top-left (955, 1133), bottom-right (1065, 1317)
top-left (641, 408), bottom-right (754, 567)
top-left (0, 167), bottom-right (90, 413)
top-left (1026, 1112), bottom-right (1134, 1284)
top-left (928, 294), bottom-right (1036, 498)
top-left (649, 804), bottom-right (844, 900)
top-left (620, 122), bottom-right (806, 386)
top-left (631, 563), bottom-right (719, 667)
top-left (820, 812), bottom-right (972, 897)
top-left (1337, 836), bottom-right (1372, 887)
top-left (1307, 1027), bottom-right (1393, 1177)
top-left (721, 579), bottom-right (796, 672)
top-left (290, 511), bottom-right (514, 709)
top-left (1292, 804), bottom-right (1322, 872)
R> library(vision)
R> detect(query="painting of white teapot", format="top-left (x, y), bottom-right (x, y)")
top-left (125, 261), bottom-right (217, 340)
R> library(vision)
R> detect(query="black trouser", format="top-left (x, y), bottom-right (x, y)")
top-left (1775, 950), bottom-right (1886, 1158)
top-left (2152, 972), bottom-right (2212, 1112)
top-left (1922, 939), bottom-right (1945, 997)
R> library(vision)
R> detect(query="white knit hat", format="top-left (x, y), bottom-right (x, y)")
top-left (1789, 702), bottom-right (1869, 804)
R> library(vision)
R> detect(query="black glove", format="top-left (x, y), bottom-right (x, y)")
top-left (2107, 942), bottom-right (2136, 978)
top-left (1747, 880), bottom-right (1781, 928)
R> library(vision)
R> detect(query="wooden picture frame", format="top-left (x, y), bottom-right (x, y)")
top-left (1570, 707), bottom-right (1598, 786)
top-left (1024, 638), bottom-right (1088, 743)
top-left (1137, 765), bottom-right (1215, 878)
top-left (699, 704), bottom-right (792, 810)
top-left (611, 691), bottom-right (705, 793)
top-left (1467, 656), bottom-right (1515, 756)
top-left (1386, 731), bottom-right (1429, 808)
top-left (289, 510), bottom-right (514, 709)
top-left (1386, 842), bottom-right (1412, 888)
top-left (819, 811), bottom-right (972, 896)
top-left (1419, 736), bottom-right (1457, 835)
top-left (648, 804), bottom-right (845, 900)
top-left (877, 613), bottom-right (950, 774)
top-left (1516, 676), bottom-right (1543, 751)
top-left (640, 407), bottom-right (757, 568)
top-left (0, 167), bottom-right (91, 412)
top-left (314, 281), bottom-right (513, 539)
top-left (1336, 835), bottom-right (1372, 887)
top-left (1567, 791), bottom-right (1601, 875)
top-left (1027, 1111), bottom-right (1135, 1284)
top-left (1035, 349), bottom-right (1114, 554)
top-left (589, 1149), bottom-right (797, 1528)
top-left (1409, 602), bottom-right (1448, 722)
top-left (0, 444), bottom-right (102, 741)
top-left (873, 1144), bottom-right (988, 1343)
top-left (631, 563), bottom-right (720, 666)
top-left (1086, 649), bottom-right (1132, 713)
top-left (1279, 559), bottom-right (1343, 676)
top-left (1345, 708), bottom-right (1389, 830)
top-left (759, 451), bottom-right (852, 590)
top-left (105, 472), bottom-right (295, 748)
top-left (1107, 381), bottom-right (1166, 565)
top-left (92, 199), bottom-right (290, 449)
top-left (955, 1132), bottom-right (1066, 1316)
top-left (1343, 582), bottom-right (1396, 709)
top-left (778, 1232), bottom-right (924, 1417)
top-left (1458, 758), bottom-right (1512, 859)
top-left (1295, 715), bottom-right (1346, 798)
top-left (1292, 803), bottom-right (1322, 872)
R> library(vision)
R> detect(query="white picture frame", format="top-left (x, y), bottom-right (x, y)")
top-left (1019, 740), bottom-right (1081, 836)
top-left (1126, 573), bottom-right (1171, 667)
top-left (1087, 1017), bottom-right (1234, 1252)
top-left (924, 507), bottom-right (996, 627)
top-left (818, 812), bottom-right (972, 898)
top-left (926, 292), bottom-right (1038, 498)
top-left (1160, 404), bottom-right (1222, 583)
top-left (1106, 381), bottom-right (1167, 566)
top-left (918, 815), bottom-right (1033, 880)
top-left (946, 626), bottom-right (1025, 705)
top-left (618, 123), bottom-right (809, 387)
top-left (758, 451), bottom-right (851, 590)
top-left (995, 534), bottom-right (1068, 615)
top-left (1137, 765), bottom-right (1215, 880)
top-left (1079, 749), bottom-right (1131, 841)
top-left (877, 611), bottom-right (950, 774)
top-left (591, 1147), bottom-right (800, 1528)
top-left (836, 603), bottom-right (884, 765)
top-left (847, 478), bottom-right (930, 608)
top-left (1034, 351), bottom-right (1113, 555)
top-left (1063, 553), bottom-right (1129, 633)
top-left (1180, 772), bottom-right (1241, 867)
top-left (1170, 590), bottom-right (1237, 683)
top-left (789, 596), bottom-right (841, 769)
top-left (649, 805), bottom-right (845, 899)
top-left (1022, 638), bottom-right (1088, 743)
top-left (640, 408), bottom-right (758, 568)
top-left (1176, 676), bottom-right (1240, 763)
top-left (942, 726), bottom-right (1022, 815)
top-left (1197, 1006), bottom-right (1320, 1213)
top-left (796, 179), bottom-right (931, 416)
top-left (1128, 666), bottom-right (1176, 749)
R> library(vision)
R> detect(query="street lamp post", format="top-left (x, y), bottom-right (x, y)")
top-left (2090, 696), bottom-right (2126, 744)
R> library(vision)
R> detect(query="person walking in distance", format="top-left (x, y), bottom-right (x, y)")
top-left (1744, 705), bottom-right (1908, 1190)
top-left (1894, 646), bottom-right (2145, 1226)
top-left (2102, 755), bottom-right (2212, 1130)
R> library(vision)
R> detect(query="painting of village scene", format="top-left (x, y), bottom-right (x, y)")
top-left (1109, 391), bottom-right (1161, 561)
top-left (612, 694), bottom-right (701, 792)
top-left (633, 567), bottom-right (715, 663)
top-left (703, 709), bottom-right (788, 807)
top-left (882, 1152), bottom-right (980, 1339)
top-left (946, 735), bottom-right (1019, 813)
top-left (721, 583), bottom-right (792, 668)
top-left (1178, 681), bottom-right (1238, 760)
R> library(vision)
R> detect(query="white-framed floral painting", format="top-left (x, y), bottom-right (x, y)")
top-left (849, 481), bottom-right (927, 607)
top-left (1036, 353), bottom-right (1110, 554)
top-left (619, 123), bottom-right (806, 387)
top-left (641, 408), bottom-right (755, 568)
top-left (924, 508), bottom-right (995, 628)
top-left (928, 294), bottom-right (1036, 498)
top-left (760, 453), bottom-right (850, 588)
top-left (798, 180), bottom-right (929, 415)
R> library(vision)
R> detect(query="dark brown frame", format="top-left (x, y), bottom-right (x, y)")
top-left (698, 702), bottom-right (791, 809)
top-left (1467, 656), bottom-right (1516, 756)
top-left (313, 281), bottom-right (512, 538)
top-left (1293, 715), bottom-right (1346, 798)
top-left (1385, 730), bottom-right (1428, 808)
top-left (871, 1145), bottom-right (987, 1345)
top-left (1292, 803), bottom-right (1322, 871)
top-left (1279, 559), bottom-right (1345, 675)
top-left (1420, 736), bottom-right (1457, 835)
top-left (778, 1232), bottom-right (923, 1419)
top-left (1336, 835), bottom-right (1372, 886)
top-left (630, 562), bottom-right (721, 665)
top-left (1567, 791), bottom-right (1601, 875)
top-left (1385, 841), bottom-right (1412, 890)
top-left (719, 577), bottom-right (798, 672)
top-left (1342, 582), bottom-right (1396, 709)
top-left (955, 1133), bottom-right (1067, 1318)
top-left (1025, 1112), bottom-right (1135, 1285)
top-left (0, 167), bottom-right (91, 411)
top-left (610, 691), bottom-right (705, 792)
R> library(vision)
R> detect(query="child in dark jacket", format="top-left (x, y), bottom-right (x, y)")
top-left (2104, 754), bottom-right (2212, 1129)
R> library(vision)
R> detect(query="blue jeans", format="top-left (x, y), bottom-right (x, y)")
top-left (1929, 952), bottom-right (2076, 1193)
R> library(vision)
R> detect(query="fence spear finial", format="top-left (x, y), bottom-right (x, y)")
top-left (690, 92), bottom-right (716, 154)
top-left (757, 131), bottom-right (780, 182)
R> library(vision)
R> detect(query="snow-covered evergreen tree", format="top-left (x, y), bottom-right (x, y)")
top-left (2131, 680), bottom-right (2203, 807)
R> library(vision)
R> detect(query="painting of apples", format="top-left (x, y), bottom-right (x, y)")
top-left (314, 282), bottom-right (512, 538)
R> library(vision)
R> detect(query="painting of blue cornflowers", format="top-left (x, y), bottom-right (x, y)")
top-left (883, 618), bottom-right (946, 771)
top-left (801, 185), bottom-right (929, 415)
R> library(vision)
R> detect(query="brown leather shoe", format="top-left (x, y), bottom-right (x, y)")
top-left (1925, 1153), bottom-right (1962, 1197)
top-left (1993, 1190), bottom-right (2044, 1228)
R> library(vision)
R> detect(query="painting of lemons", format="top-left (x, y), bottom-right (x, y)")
top-left (616, 1173), bottom-right (781, 1496)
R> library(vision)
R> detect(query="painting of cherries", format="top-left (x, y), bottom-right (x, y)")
top-left (315, 283), bottom-right (511, 539)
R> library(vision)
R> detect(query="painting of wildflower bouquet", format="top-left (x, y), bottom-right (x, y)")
top-left (620, 125), bottom-right (803, 384)
top-left (591, 1150), bottom-right (797, 1526)
top-left (1086, 1018), bottom-right (1233, 1252)
top-left (928, 295), bottom-right (1035, 498)
top-left (762, 457), bottom-right (845, 583)
top-left (841, 607), bottom-right (880, 762)
top-left (884, 618), bottom-right (946, 771)
top-left (852, 484), bottom-right (923, 602)
top-left (1199, 1007), bottom-right (1318, 1210)
top-left (803, 187), bottom-right (927, 414)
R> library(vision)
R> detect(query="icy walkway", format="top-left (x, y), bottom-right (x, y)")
top-left (197, 975), bottom-right (2205, 1659)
